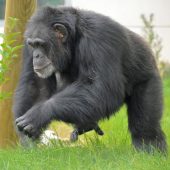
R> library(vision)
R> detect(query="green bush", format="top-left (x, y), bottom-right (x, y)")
top-left (0, 17), bottom-right (23, 100)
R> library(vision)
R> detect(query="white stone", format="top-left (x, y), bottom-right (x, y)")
top-left (40, 130), bottom-right (58, 145)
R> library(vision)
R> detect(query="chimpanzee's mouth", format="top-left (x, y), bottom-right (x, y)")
top-left (33, 62), bottom-right (55, 79)
top-left (34, 62), bottom-right (52, 72)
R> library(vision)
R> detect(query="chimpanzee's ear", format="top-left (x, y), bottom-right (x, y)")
top-left (53, 23), bottom-right (68, 42)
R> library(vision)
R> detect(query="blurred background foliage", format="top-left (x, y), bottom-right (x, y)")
top-left (141, 14), bottom-right (166, 77)
top-left (0, 17), bottom-right (23, 100)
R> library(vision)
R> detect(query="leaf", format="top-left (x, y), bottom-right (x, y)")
top-left (11, 45), bottom-right (24, 53)
top-left (7, 40), bottom-right (17, 45)
top-left (0, 17), bottom-right (22, 95)
top-left (0, 49), bottom-right (2, 54)
top-left (0, 33), bottom-right (4, 38)
top-left (4, 32), bottom-right (20, 41)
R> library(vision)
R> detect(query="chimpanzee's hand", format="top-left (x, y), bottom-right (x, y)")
top-left (15, 103), bottom-right (52, 140)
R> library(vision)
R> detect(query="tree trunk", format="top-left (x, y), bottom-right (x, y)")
top-left (0, 0), bottom-right (37, 147)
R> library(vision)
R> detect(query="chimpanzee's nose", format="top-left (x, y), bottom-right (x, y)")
top-left (33, 49), bottom-right (43, 59)
top-left (34, 53), bottom-right (40, 59)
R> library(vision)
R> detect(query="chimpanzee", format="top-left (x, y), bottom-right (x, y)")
top-left (13, 6), bottom-right (166, 152)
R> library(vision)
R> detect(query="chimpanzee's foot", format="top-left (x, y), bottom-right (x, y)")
top-left (70, 124), bottom-right (104, 142)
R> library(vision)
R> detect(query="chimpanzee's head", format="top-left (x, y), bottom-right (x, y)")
top-left (25, 7), bottom-right (76, 78)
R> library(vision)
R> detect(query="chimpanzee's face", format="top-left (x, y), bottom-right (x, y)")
top-left (25, 20), bottom-right (68, 78)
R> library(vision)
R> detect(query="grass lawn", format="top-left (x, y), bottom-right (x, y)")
top-left (0, 77), bottom-right (170, 170)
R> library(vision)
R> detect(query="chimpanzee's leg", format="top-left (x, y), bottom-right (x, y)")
top-left (126, 76), bottom-right (167, 152)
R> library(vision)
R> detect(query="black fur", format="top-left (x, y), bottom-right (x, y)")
top-left (13, 6), bottom-right (166, 152)
top-left (70, 124), bottom-right (104, 142)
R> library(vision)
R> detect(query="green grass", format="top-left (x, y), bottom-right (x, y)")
top-left (0, 77), bottom-right (170, 170)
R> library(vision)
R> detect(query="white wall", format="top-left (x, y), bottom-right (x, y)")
top-left (72, 0), bottom-right (170, 62)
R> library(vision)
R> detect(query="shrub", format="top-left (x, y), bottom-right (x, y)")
top-left (0, 17), bottom-right (23, 100)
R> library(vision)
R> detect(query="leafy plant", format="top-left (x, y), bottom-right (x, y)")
top-left (141, 14), bottom-right (165, 77)
top-left (0, 17), bottom-right (23, 100)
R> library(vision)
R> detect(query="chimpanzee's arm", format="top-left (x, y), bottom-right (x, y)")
top-left (13, 45), bottom-right (56, 119)
top-left (13, 45), bottom-right (39, 119)
top-left (16, 77), bottom-right (124, 139)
